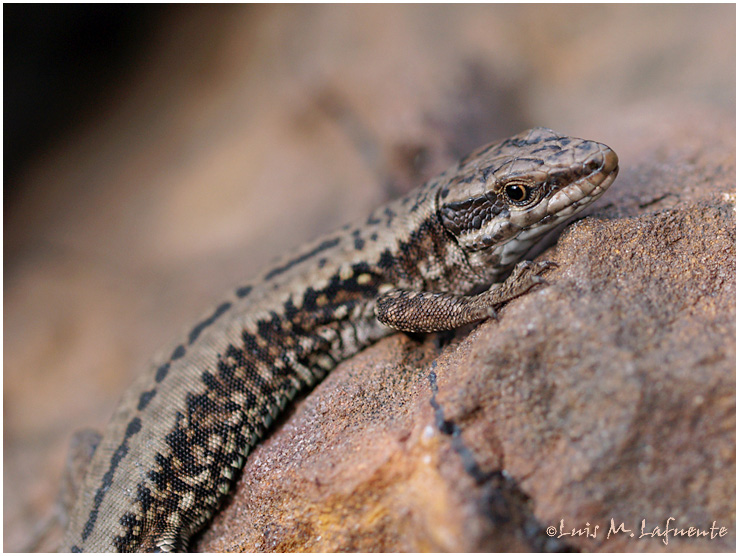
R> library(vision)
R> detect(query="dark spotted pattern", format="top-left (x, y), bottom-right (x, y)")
top-left (62, 128), bottom-right (619, 552)
top-left (110, 260), bottom-right (388, 550)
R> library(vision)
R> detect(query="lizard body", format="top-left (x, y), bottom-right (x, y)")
top-left (61, 128), bottom-right (618, 552)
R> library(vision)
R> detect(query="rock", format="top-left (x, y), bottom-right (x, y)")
top-left (199, 114), bottom-right (735, 551)
top-left (197, 333), bottom-right (557, 552)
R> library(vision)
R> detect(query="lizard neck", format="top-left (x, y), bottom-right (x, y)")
top-left (373, 179), bottom-right (486, 297)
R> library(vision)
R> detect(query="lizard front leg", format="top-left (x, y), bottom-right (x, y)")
top-left (375, 260), bottom-right (557, 333)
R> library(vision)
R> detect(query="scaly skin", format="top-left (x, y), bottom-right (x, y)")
top-left (61, 128), bottom-right (618, 552)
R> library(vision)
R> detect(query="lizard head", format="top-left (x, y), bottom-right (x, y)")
top-left (437, 127), bottom-right (619, 276)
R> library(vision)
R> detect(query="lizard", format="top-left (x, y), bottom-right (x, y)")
top-left (60, 127), bottom-right (618, 552)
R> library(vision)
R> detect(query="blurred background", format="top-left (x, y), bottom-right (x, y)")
top-left (4, 4), bottom-right (734, 551)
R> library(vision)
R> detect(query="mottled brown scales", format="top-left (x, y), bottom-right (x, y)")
top-left (61, 128), bottom-right (618, 552)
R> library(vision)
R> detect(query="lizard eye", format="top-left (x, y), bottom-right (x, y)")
top-left (503, 180), bottom-right (539, 206)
